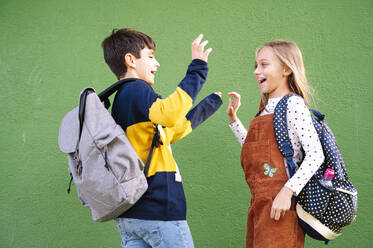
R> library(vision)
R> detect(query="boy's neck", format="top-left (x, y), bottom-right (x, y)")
top-left (120, 70), bottom-right (138, 80)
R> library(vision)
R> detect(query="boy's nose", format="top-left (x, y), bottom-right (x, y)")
top-left (155, 59), bottom-right (160, 67)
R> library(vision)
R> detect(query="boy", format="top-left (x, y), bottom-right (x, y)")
top-left (101, 28), bottom-right (222, 247)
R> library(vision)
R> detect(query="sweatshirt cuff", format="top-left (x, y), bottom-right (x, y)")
top-left (178, 60), bottom-right (208, 102)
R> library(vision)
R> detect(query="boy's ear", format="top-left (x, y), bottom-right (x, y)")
top-left (124, 53), bottom-right (136, 69)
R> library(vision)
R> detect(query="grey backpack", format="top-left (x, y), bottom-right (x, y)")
top-left (58, 80), bottom-right (160, 222)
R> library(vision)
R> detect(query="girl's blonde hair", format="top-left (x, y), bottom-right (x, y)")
top-left (256, 40), bottom-right (313, 114)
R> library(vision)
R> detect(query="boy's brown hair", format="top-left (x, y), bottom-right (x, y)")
top-left (102, 28), bottom-right (156, 79)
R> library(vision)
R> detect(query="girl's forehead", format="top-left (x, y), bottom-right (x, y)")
top-left (256, 46), bottom-right (276, 60)
top-left (255, 46), bottom-right (280, 64)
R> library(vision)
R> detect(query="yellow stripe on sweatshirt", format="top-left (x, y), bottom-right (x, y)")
top-left (149, 87), bottom-right (193, 127)
top-left (164, 117), bottom-right (193, 144)
top-left (126, 122), bottom-right (178, 177)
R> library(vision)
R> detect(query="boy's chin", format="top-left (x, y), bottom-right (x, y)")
top-left (145, 80), bottom-right (154, 85)
top-left (138, 77), bottom-right (154, 85)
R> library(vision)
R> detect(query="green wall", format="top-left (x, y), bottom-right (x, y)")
top-left (1, 0), bottom-right (372, 247)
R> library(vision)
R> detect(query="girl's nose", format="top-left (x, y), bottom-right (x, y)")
top-left (254, 66), bottom-right (260, 75)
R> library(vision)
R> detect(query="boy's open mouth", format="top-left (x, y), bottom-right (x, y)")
top-left (151, 70), bottom-right (157, 75)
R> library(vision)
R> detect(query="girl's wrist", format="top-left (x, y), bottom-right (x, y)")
top-left (229, 116), bottom-right (237, 124)
top-left (283, 186), bottom-right (295, 197)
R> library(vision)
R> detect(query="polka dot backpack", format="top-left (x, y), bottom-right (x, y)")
top-left (273, 94), bottom-right (358, 244)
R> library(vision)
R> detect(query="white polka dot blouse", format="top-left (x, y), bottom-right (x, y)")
top-left (229, 95), bottom-right (324, 195)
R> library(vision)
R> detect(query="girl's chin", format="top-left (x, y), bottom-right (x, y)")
top-left (259, 87), bottom-right (269, 94)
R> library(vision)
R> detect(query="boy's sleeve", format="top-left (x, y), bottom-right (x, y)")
top-left (148, 59), bottom-right (208, 127)
top-left (166, 93), bottom-right (223, 144)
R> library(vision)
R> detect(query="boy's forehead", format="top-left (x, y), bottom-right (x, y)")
top-left (142, 47), bottom-right (155, 54)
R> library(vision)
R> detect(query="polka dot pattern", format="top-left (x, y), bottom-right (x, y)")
top-left (229, 119), bottom-right (248, 147)
top-left (274, 94), bottom-right (358, 235)
top-left (230, 96), bottom-right (325, 195)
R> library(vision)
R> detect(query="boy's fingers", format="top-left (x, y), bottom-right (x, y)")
top-left (204, 47), bottom-right (212, 57)
top-left (200, 40), bottom-right (208, 49)
top-left (193, 34), bottom-right (203, 45)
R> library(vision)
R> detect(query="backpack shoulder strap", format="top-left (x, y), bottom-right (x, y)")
top-left (273, 94), bottom-right (298, 178)
top-left (77, 83), bottom-right (162, 179)
top-left (98, 78), bottom-right (161, 177)
top-left (98, 78), bottom-right (137, 109)
top-left (78, 88), bottom-right (95, 141)
top-left (144, 124), bottom-right (163, 177)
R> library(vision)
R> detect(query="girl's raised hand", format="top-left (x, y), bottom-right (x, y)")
top-left (227, 92), bottom-right (241, 123)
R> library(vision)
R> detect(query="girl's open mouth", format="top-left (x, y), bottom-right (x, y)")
top-left (258, 78), bottom-right (267, 84)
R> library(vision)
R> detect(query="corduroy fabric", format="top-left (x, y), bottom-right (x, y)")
top-left (240, 114), bottom-right (305, 248)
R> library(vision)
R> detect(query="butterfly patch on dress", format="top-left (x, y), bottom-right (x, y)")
top-left (264, 163), bottom-right (277, 177)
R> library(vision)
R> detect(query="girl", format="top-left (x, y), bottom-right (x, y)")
top-left (227, 41), bottom-right (324, 248)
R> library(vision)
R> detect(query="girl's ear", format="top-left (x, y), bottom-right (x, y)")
top-left (124, 53), bottom-right (136, 69)
top-left (283, 66), bottom-right (292, 77)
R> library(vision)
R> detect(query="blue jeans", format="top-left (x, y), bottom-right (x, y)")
top-left (115, 218), bottom-right (194, 248)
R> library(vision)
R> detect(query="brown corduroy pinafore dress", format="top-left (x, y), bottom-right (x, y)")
top-left (240, 114), bottom-right (305, 248)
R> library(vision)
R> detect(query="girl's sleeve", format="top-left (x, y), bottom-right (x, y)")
top-left (284, 96), bottom-right (325, 195)
top-left (229, 118), bottom-right (247, 147)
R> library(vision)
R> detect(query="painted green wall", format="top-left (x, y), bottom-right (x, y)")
top-left (1, 0), bottom-right (372, 247)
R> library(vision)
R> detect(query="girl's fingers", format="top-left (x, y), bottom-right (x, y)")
top-left (270, 207), bottom-right (281, 221)
top-left (228, 98), bottom-right (234, 113)
top-left (275, 210), bottom-right (281, 221)
top-left (227, 92), bottom-right (240, 98)
top-left (270, 207), bottom-right (275, 219)
top-left (234, 99), bottom-right (239, 109)
top-left (228, 97), bottom-right (236, 110)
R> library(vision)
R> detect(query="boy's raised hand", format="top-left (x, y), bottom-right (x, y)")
top-left (191, 34), bottom-right (212, 62)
